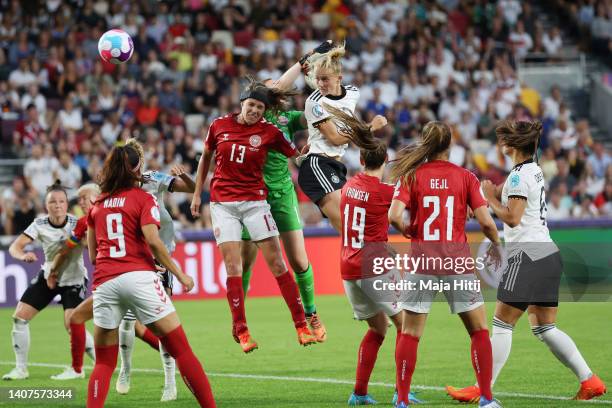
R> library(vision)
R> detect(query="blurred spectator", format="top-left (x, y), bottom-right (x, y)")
top-left (23, 143), bottom-right (59, 199)
top-left (587, 143), bottom-right (612, 178)
top-left (9, 59), bottom-right (37, 89)
top-left (550, 159), bottom-right (578, 193)
top-left (54, 151), bottom-right (82, 200)
top-left (547, 188), bottom-right (571, 220)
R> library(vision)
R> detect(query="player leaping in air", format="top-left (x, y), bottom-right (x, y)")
top-left (298, 42), bottom-right (387, 232)
top-left (241, 41), bottom-right (335, 343)
top-left (191, 81), bottom-right (317, 353)
top-left (446, 120), bottom-right (606, 403)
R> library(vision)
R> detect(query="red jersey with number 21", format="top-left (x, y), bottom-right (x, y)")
top-left (205, 114), bottom-right (297, 202)
top-left (87, 187), bottom-right (160, 289)
top-left (340, 173), bottom-right (395, 280)
top-left (393, 160), bottom-right (487, 243)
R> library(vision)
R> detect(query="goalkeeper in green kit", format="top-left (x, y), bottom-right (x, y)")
top-left (240, 41), bottom-right (334, 342)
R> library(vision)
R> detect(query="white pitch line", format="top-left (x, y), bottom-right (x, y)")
top-left (1, 361), bottom-right (610, 404)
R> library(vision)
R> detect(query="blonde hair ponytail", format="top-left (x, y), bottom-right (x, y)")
top-left (305, 42), bottom-right (346, 89)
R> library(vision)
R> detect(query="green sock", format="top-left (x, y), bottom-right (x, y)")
top-left (295, 264), bottom-right (316, 315)
top-left (242, 268), bottom-right (252, 295)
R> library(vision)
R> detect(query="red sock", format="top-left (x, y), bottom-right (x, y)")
top-left (275, 271), bottom-right (307, 328)
top-left (70, 323), bottom-right (86, 373)
top-left (140, 328), bottom-right (160, 351)
top-left (226, 276), bottom-right (248, 335)
top-left (396, 333), bottom-right (419, 404)
top-left (86, 344), bottom-right (118, 408)
top-left (471, 329), bottom-right (493, 400)
top-left (355, 330), bottom-right (385, 395)
top-left (161, 325), bottom-right (216, 407)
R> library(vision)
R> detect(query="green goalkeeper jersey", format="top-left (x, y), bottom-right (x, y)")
top-left (263, 110), bottom-right (305, 191)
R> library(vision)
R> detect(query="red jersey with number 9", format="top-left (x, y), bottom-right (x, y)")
top-left (393, 160), bottom-right (487, 243)
top-left (87, 187), bottom-right (160, 288)
top-left (340, 173), bottom-right (395, 280)
top-left (205, 114), bottom-right (297, 202)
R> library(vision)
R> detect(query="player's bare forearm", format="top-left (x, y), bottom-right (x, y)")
top-left (142, 226), bottom-right (182, 279)
top-left (388, 200), bottom-right (409, 237)
top-left (193, 150), bottom-right (211, 196)
top-left (473, 206), bottom-right (500, 243)
top-left (9, 234), bottom-right (34, 261)
top-left (269, 62), bottom-right (302, 90)
top-left (175, 174), bottom-right (196, 193)
top-left (50, 248), bottom-right (71, 278)
top-left (486, 195), bottom-right (523, 228)
top-left (318, 120), bottom-right (350, 146)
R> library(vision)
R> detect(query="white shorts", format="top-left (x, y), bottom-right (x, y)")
top-left (210, 200), bottom-right (279, 245)
top-left (343, 278), bottom-right (403, 320)
top-left (401, 273), bottom-right (484, 314)
top-left (93, 271), bottom-right (176, 329)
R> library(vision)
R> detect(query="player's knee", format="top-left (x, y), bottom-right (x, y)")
top-left (225, 261), bottom-right (243, 276)
top-left (531, 324), bottom-right (556, 341)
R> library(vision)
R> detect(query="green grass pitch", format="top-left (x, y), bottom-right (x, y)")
top-left (0, 296), bottom-right (610, 407)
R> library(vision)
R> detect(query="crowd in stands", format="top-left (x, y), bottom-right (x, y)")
top-left (0, 0), bottom-right (611, 236)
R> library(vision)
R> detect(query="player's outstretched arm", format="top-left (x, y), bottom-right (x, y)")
top-left (170, 164), bottom-right (196, 193)
top-left (9, 234), bottom-right (37, 263)
top-left (48, 245), bottom-right (78, 289)
top-left (269, 40), bottom-right (334, 90)
top-left (388, 199), bottom-right (411, 238)
top-left (142, 224), bottom-right (194, 292)
top-left (191, 147), bottom-right (214, 218)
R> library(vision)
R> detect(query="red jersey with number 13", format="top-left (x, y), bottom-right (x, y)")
top-left (340, 173), bottom-right (395, 280)
top-left (87, 187), bottom-right (160, 289)
top-left (205, 114), bottom-right (297, 202)
top-left (393, 160), bottom-right (487, 243)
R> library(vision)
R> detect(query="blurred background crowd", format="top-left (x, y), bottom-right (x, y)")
top-left (0, 0), bottom-right (611, 237)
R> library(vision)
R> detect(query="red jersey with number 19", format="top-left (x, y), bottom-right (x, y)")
top-left (87, 187), bottom-right (161, 289)
top-left (205, 114), bottom-right (297, 202)
top-left (393, 160), bottom-right (487, 243)
top-left (340, 173), bottom-right (395, 280)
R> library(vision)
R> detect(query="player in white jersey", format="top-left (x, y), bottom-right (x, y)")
top-left (2, 182), bottom-right (92, 381)
top-left (115, 138), bottom-right (196, 402)
top-left (447, 120), bottom-right (606, 402)
top-left (297, 43), bottom-right (388, 231)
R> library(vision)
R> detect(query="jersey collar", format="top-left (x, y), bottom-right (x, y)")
top-left (512, 158), bottom-right (533, 170)
top-left (48, 216), bottom-right (68, 229)
top-left (325, 85), bottom-right (347, 101)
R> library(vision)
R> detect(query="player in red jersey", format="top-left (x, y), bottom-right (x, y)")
top-left (86, 144), bottom-right (215, 408)
top-left (388, 121), bottom-right (502, 408)
top-left (331, 110), bottom-right (421, 406)
top-left (190, 82), bottom-right (316, 353)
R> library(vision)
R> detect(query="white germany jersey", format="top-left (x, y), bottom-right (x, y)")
top-left (24, 215), bottom-right (86, 286)
top-left (142, 170), bottom-right (176, 252)
top-left (501, 160), bottom-right (557, 260)
top-left (304, 85), bottom-right (360, 158)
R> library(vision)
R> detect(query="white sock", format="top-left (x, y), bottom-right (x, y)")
top-left (119, 319), bottom-right (136, 374)
top-left (533, 324), bottom-right (592, 382)
top-left (12, 318), bottom-right (30, 370)
top-left (159, 343), bottom-right (176, 388)
top-left (491, 317), bottom-right (514, 385)
top-left (85, 330), bottom-right (96, 361)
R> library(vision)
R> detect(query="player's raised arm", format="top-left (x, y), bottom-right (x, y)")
top-left (170, 164), bottom-right (196, 193)
top-left (9, 234), bottom-right (37, 263)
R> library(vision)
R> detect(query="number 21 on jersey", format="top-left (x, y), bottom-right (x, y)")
top-left (423, 195), bottom-right (454, 241)
top-left (343, 204), bottom-right (366, 249)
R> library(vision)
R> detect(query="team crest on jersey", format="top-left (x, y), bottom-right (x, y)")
top-left (277, 115), bottom-right (289, 126)
top-left (330, 172), bottom-right (340, 184)
top-left (312, 103), bottom-right (324, 118)
top-left (510, 173), bottom-right (520, 187)
top-left (249, 135), bottom-right (262, 147)
top-left (222, 133), bottom-right (229, 141)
